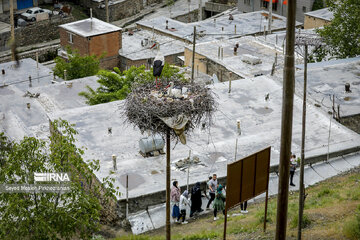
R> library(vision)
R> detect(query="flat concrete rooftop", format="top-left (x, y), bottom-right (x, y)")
top-left (137, 10), bottom-right (302, 43)
top-left (293, 57), bottom-right (360, 117)
top-left (0, 59), bottom-right (61, 140)
top-left (59, 18), bottom-right (122, 37)
top-left (120, 29), bottom-right (185, 61)
top-left (48, 76), bottom-right (360, 200)
top-left (305, 8), bottom-right (333, 21)
top-left (185, 36), bottom-right (285, 78)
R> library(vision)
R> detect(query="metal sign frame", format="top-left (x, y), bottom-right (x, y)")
top-left (223, 147), bottom-right (271, 239)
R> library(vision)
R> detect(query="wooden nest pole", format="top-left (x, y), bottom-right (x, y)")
top-left (124, 77), bottom-right (217, 240)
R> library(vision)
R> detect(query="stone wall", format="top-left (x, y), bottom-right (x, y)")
top-left (304, 15), bottom-right (331, 29)
top-left (339, 114), bottom-right (360, 134)
top-left (16, 15), bottom-right (74, 47)
top-left (204, 2), bottom-right (234, 13)
top-left (0, 44), bottom-right (59, 64)
top-left (184, 47), bottom-right (242, 82)
top-left (0, 15), bottom-right (74, 52)
top-left (173, 8), bottom-right (200, 23)
top-left (79, 0), bottom-right (144, 22)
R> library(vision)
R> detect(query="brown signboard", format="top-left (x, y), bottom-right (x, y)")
top-left (226, 147), bottom-right (271, 210)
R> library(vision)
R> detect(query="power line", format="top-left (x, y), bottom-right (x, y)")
top-left (0, 74), bottom-right (56, 88)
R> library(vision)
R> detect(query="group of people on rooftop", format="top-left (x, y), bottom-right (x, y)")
top-left (170, 173), bottom-right (248, 224)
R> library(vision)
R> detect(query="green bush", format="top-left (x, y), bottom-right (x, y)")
top-left (343, 205), bottom-right (360, 240)
top-left (312, 0), bottom-right (324, 11)
top-left (290, 213), bottom-right (312, 229)
top-left (54, 47), bottom-right (101, 80)
top-left (180, 232), bottom-right (218, 240)
top-left (317, 188), bottom-right (333, 198)
top-left (256, 201), bottom-right (277, 225)
top-left (79, 64), bottom-right (186, 105)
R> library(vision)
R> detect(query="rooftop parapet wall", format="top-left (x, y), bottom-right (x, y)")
top-left (118, 148), bottom-right (360, 216)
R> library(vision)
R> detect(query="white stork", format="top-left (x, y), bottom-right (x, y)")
top-left (153, 52), bottom-right (164, 88)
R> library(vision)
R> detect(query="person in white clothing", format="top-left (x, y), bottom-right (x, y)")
top-left (178, 190), bottom-right (190, 224)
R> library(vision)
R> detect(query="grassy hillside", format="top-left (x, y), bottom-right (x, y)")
top-left (110, 167), bottom-right (360, 240)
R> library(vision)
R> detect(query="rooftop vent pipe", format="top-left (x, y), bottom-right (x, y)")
top-left (345, 83), bottom-right (351, 93)
top-left (112, 154), bottom-right (117, 171)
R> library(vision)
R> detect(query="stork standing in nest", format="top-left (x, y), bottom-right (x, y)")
top-left (153, 52), bottom-right (164, 88)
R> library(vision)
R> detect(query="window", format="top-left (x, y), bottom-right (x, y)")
top-left (68, 32), bottom-right (73, 44)
top-left (302, 6), bottom-right (306, 12)
top-left (244, 0), bottom-right (251, 5)
top-left (260, 0), bottom-right (277, 11)
top-left (273, 2), bottom-right (277, 10)
top-left (262, 0), bottom-right (269, 8)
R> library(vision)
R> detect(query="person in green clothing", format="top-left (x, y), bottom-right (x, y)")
top-left (213, 184), bottom-right (225, 221)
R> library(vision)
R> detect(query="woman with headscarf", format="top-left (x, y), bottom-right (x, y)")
top-left (178, 190), bottom-right (190, 224)
top-left (213, 184), bottom-right (226, 221)
top-left (171, 181), bottom-right (181, 222)
top-left (190, 182), bottom-right (203, 217)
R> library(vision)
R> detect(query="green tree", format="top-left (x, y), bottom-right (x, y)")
top-left (54, 47), bottom-right (101, 80)
top-left (317, 0), bottom-right (360, 59)
top-left (79, 63), bottom-right (186, 105)
top-left (0, 119), bottom-right (119, 240)
top-left (312, 0), bottom-right (324, 11)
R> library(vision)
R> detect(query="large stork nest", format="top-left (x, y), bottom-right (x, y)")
top-left (124, 77), bottom-right (217, 140)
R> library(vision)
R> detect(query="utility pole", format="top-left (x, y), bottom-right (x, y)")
top-left (294, 34), bottom-right (322, 240)
top-left (188, 0), bottom-right (191, 23)
top-left (297, 44), bottom-right (307, 240)
top-left (10, 0), bottom-right (15, 61)
top-left (275, 0), bottom-right (296, 239)
top-left (191, 26), bottom-right (196, 83)
top-left (166, 128), bottom-right (171, 240)
top-left (268, 0), bottom-right (272, 34)
top-left (105, 0), bottom-right (109, 22)
top-left (198, 0), bottom-right (202, 21)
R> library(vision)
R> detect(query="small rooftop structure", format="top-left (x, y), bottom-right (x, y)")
top-left (136, 10), bottom-right (302, 44)
top-left (59, 18), bottom-right (122, 69)
top-left (184, 36), bottom-right (284, 80)
top-left (59, 18), bottom-right (122, 37)
top-left (304, 8), bottom-right (333, 22)
top-left (119, 29), bottom-right (185, 70)
top-left (304, 8), bottom-right (333, 29)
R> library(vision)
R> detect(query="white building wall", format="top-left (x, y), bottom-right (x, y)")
top-left (238, 0), bottom-right (316, 23)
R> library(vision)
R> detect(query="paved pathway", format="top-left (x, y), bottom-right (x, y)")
top-left (128, 152), bottom-right (360, 234)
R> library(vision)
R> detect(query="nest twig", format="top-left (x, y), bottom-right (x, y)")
top-left (124, 77), bottom-right (217, 139)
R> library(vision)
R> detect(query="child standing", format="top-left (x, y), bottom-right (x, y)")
top-left (178, 190), bottom-right (190, 224)
top-left (213, 185), bottom-right (226, 221)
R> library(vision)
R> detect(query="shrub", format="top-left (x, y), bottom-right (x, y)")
top-left (343, 205), bottom-right (360, 240)
top-left (290, 213), bottom-right (312, 229)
